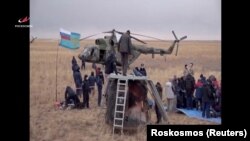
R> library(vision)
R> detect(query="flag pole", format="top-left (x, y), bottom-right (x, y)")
top-left (56, 44), bottom-right (59, 102)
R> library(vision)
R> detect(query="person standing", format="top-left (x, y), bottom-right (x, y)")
top-left (185, 74), bottom-right (195, 110)
top-left (102, 53), bottom-right (117, 107)
top-left (72, 59), bottom-right (82, 98)
top-left (155, 82), bottom-right (163, 123)
top-left (81, 58), bottom-right (86, 70)
top-left (188, 63), bottom-right (194, 76)
top-left (118, 30), bottom-right (132, 76)
top-left (96, 74), bottom-right (103, 107)
top-left (71, 56), bottom-right (78, 71)
top-left (165, 79), bottom-right (175, 112)
top-left (183, 64), bottom-right (189, 79)
top-left (88, 71), bottom-right (96, 97)
top-left (82, 75), bottom-right (90, 108)
top-left (202, 82), bottom-right (212, 118)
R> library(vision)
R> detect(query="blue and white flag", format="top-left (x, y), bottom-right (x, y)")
top-left (59, 28), bottom-right (80, 49)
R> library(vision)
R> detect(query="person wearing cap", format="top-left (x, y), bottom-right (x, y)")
top-left (118, 30), bottom-right (132, 76)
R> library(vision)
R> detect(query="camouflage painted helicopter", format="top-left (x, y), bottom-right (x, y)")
top-left (78, 29), bottom-right (187, 66)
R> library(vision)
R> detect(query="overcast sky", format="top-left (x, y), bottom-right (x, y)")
top-left (30, 0), bottom-right (221, 40)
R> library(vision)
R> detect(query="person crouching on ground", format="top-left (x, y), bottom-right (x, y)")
top-left (64, 86), bottom-right (81, 108)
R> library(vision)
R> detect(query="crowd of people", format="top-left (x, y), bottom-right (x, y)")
top-left (63, 56), bottom-right (221, 122)
top-left (154, 63), bottom-right (221, 123)
top-left (62, 56), bottom-right (105, 109)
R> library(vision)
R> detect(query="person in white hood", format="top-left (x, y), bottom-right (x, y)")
top-left (165, 79), bottom-right (175, 112)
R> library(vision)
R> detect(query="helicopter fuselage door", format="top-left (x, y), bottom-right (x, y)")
top-left (81, 45), bottom-right (100, 62)
top-left (99, 49), bottom-right (106, 63)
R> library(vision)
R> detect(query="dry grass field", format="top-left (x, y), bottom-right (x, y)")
top-left (30, 39), bottom-right (221, 141)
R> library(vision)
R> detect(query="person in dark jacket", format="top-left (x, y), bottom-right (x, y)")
top-left (88, 71), bottom-right (96, 97)
top-left (118, 30), bottom-right (132, 76)
top-left (155, 82), bottom-right (163, 123)
top-left (194, 79), bottom-right (203, 110)
top-left (139, 63), bottom-right (147, 76)
top-left (96, 74), bottom-right (103, 106)
top-left (81, 58), bottom-right (86, 70)
top-left (200, 74), bottom-right (206, 84)
top-left (102, 53), bottom-right (117, 106)
top-left (185, 74), bottom-right (195, 109)
top-left (105, 53), bottom-right (117, 75)
top-left (201, 82), bottom-right (212, 118)
top-left (72, 63), bottom-right (82, 97)
top-left (178, 77), bottom-right (186, 108)
top-left (133, 67), bottom-right (143, 76)
top-left (64, 86), bottom-right (80, 107)
top-left (72, 56), bottom-right (77, 65)
top-left (99, 70), bottom-right (105, 85)
top-left (72, 56), bottom-right (79, 71)
top-left (82, 75), bottom-right (90, 108)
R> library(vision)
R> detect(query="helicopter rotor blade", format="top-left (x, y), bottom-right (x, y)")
top-left (180, 36), bottom-right (187, 41)
top-left (130, 36), bottom-right (147, 44)
top-left (103, 29), bottom-right (146, 44)
top-left (103, 29), bottom-right (116, 34)
top-left (175, 43), bottom-right (179, 56)
top-left (114, 30), bottom-right (124, 35)
top-left (172, 30), bottom-right (178, 40)
top-left (130, 33), bottom-right (167, 42)
top-left (103, 29), bottom-right (124, 35)
top-left (80, 33), bottom-right (101, 41)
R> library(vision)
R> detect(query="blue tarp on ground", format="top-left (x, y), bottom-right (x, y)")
top-left (176, 108), bottom-right (221, 124)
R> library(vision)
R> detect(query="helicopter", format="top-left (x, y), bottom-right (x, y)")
top-left (78, 29), bottom-right (187, 67)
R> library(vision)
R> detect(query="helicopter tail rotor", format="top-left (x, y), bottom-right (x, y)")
top-left (180, 36), bottom-right (187, 41)
top-left (172, 30), bottom-right (187, 56)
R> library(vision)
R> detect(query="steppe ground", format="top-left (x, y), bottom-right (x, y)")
top-left (30, 39), bottom-right (221, 141)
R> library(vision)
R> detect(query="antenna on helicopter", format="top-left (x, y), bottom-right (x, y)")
top-left (172, 31), bottom-right (187, 56)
